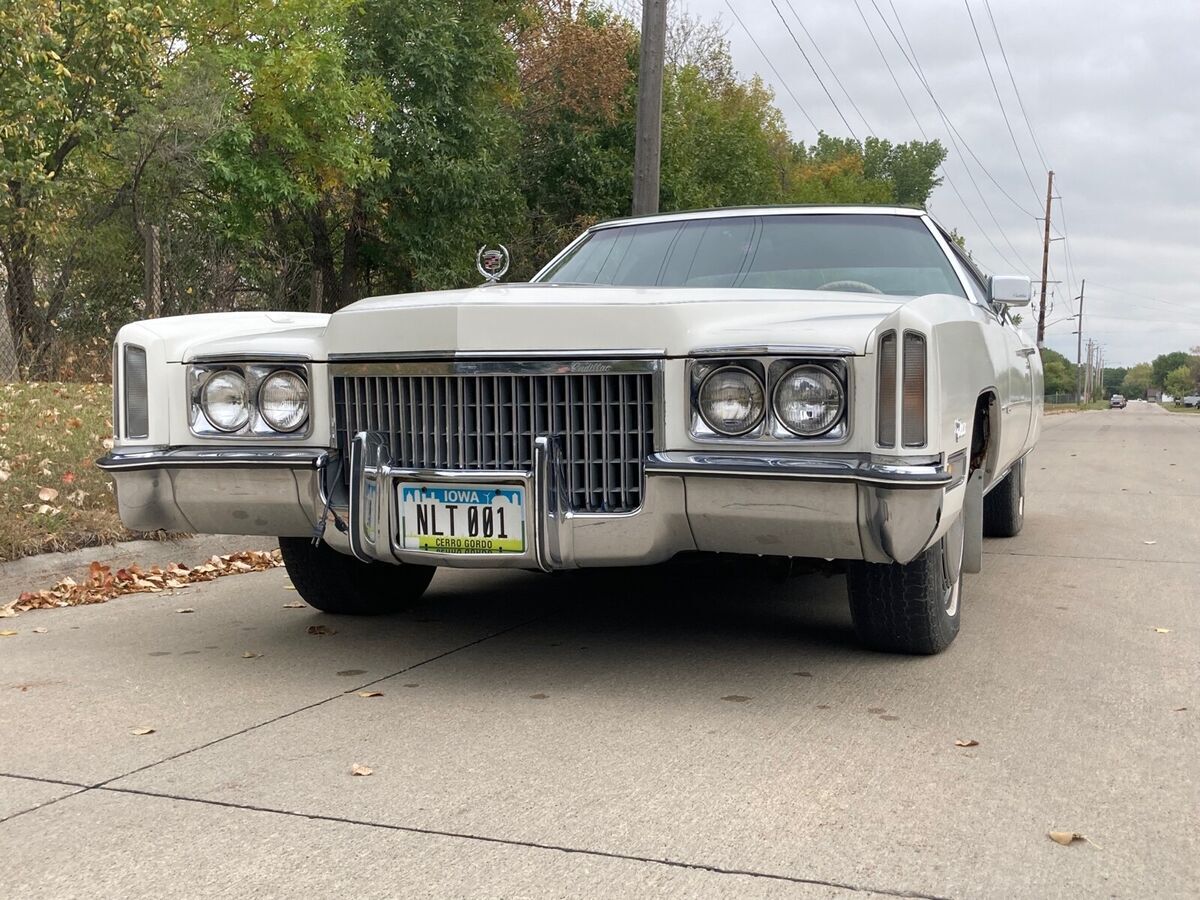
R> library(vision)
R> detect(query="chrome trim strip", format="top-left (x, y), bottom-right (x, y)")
top-left (331, 358), bottom-right (663, 377)
top-left (189, 353), bottom-right (316, 363)
top-left (329, 350), bottom-right (665, 363)
top-left (690, 344), bottom-right (857, 357)
top-left (96, 448), bottom-right (326, 471)
top-left (645, 451), bottom-right (952, 488)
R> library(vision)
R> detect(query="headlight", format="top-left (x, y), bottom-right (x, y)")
top-left (200, 370), bottom-right (250, 432)
top-left (773, 365), bottom-right (844, 436)
top-left (697, 366), bottom-right (765, 435)
top-left (258, 370), bottom-right (309, 433)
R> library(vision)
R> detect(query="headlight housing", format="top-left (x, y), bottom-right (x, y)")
top-left (200, 370), bottom-right (250, 432)
top-left (258, 370), bottom-right (309, 433)
top-left (697, 366), bottom-right (766, 436)
top-left (773, 365), bottom-right (844, 436)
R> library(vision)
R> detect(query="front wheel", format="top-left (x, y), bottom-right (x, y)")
top-left (983, 456), bottom-right (1025, 538)
top-left (845, 520), bottom-right (963, 655)
top-left (278, 537), bottom-right (435, 615)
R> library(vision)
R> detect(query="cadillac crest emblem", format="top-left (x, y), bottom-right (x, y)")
top-left (476, 245), bottom-right (510, 283)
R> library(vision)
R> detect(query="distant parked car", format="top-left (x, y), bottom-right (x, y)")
top-left (1184, 395), bottom-right (1200, 408)
top-left (1110, 394), bottom-right (1126, 408)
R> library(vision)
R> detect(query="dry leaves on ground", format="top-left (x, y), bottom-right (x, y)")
top-left (1048, 831), bottom-right (1099, 848)
top-left (129, 727), bottom-right (155, 736)
top-left (357, 691), bottom-right (384, 698)
top-left (282, 601), bottom-right (305, 609)
top-left (1153, 627), bottom-right (1171, 634)
top-left (307, 625), bottom-right (336, 636)
top-left (350, 764), bottom-right (373, 776)
top-left (242, 651), bottom-right (261, 659)
top-left (954, 739), bottom-right (979, 747)
top-left (3, 550), bottom-right (283, 617)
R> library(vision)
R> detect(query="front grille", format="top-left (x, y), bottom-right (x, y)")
top-left (333, 369), bottom-right (656, 512)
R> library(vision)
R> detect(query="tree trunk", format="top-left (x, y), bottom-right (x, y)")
top-left (339, 190), bottom-right (365, 308)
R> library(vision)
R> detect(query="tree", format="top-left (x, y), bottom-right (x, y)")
top-left (1103, 366), bottom-right (1127, 397)
top-left (1164, 364), bottom-right (1195, 400)
top-left (1150, 351), bottom-right (1193, 388)
top-left (1120, 363), bottom-right (1152, 399)
top-left (0, 0), bottom-right (165, 375)
top-left (1040, 347), bottom-right (1076, 395)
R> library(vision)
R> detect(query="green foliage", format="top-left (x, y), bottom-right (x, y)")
top-left (1150, 351), bottom-right (1193, 388)
top-left (1040, 347), bottom-right (1077, 395)
top-left (1, 0), bottom-right (958, 378)
top-left (1164, 365), bottom-right (1196, 400)
top-left (1102, 366), bottom-right (1127, 397)
top-left (1119, 363), bottom-right (1152, 399)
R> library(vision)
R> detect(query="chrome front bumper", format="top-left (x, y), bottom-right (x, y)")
top-left (97, 445), bottom-right (962, 568)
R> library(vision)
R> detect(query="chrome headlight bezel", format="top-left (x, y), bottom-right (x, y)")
top-left (188, 361), bottom-right (312, 439)
top-left (771, 364), bottom-right (845, 437)
top-left (688, 354), bottom-right (850, 444)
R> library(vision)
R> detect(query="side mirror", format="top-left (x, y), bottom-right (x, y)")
top-left (988, 275), bottom-right (1032, 307)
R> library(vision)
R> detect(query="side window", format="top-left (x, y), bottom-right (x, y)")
top-left (943, 237), bottom-right (990, 308)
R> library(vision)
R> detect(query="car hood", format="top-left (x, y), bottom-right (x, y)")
top-left (323, 283), bottom-right (907, 357)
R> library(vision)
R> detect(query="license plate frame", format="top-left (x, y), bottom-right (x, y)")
top-left (397, 482), bottom-right (527, 554)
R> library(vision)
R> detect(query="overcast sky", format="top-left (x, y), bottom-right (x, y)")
top-left (684, 0), bottom-right (1199, 367)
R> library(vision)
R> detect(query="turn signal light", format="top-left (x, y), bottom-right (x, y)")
top-left (901, 332), bottom-right (927, 447)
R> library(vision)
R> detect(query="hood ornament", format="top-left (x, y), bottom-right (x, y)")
top-left (476, 245), bottom-right (510, 283)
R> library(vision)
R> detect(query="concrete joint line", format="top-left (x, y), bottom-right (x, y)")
top-left (95, 784), bottom-right (955, 900)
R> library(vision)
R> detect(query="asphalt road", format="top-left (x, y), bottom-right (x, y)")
top-left (1, 403), bottom-right (1196, 899)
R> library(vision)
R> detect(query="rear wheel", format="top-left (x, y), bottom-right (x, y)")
top-left (278, 536), bottom-right (435, 615)
top-left (983, 456), bottom-right (1025, 538)
top-left (845, 518), bottom-right (963, 655)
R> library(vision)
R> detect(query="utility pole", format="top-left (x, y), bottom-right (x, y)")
top-left (632, 0), bottom-right (667, 216)
top-left (1084, 340), bottom-right (1094, 403)
top-left (1075, 278), bottom-right (1085, 403)
top-left (1036, 169), bottom-right (1054, 347)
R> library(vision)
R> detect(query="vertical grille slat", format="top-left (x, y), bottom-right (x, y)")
top-left (333, 367), bottom-right (655, 513)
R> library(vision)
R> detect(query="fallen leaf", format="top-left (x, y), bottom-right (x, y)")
top-left (0, 470), bottom-right (9, 483)
top-left (350, 764), bottom-right (373, 776)
top-left (0, 630), bottom-right (17, 637)
top-left (1143, 540), bottom-right (1157, 545)
top-left (357, 690), bottom-right (384, 698)
top-left (307, 625), bottom-right (336, 635)
top-left (721, 695), bottom-right (751, 703)
top-left (129, 727), bottom-right (155, 736)
top-left (1173, 707), bottom-right (1188, 712)
top-left (31, 627), bottom-right (47, 634)
top-left (529, 693), bottom-right (549, 700)
top-left (1154, 628), bottom-right (1171, 634)
top-left (242, 651), bottom-right (261, 659)
top-left (37, 486), bottom-right (59, 502)
top-left (955, 739), bottom-right (979, 747)
top-left (176, 608), bottom-right (195, 614)
top-left (282, 601), bottom-right (305, 608)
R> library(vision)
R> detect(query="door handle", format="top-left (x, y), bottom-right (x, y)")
top-left (1016, 347), bottom-right (1037, 357)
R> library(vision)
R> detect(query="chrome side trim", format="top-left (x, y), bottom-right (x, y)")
top-left (646, 451), bottom-right (952, 488)
top-left (97, 448), bottom-right (326, 471)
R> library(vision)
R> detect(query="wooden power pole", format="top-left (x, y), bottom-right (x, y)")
top-left (632, 0), bottom-right (667, 216)
top-left (1036, 169), bottom-right (1054, 347)
top-left (1075, 278), bottom-right (1085, 402)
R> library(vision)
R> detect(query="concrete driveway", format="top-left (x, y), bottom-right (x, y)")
top-left (1, 403), bottom-right (1196, 898)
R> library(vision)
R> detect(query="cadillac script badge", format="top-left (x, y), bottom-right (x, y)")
top-left (476, 245), bottom-right (510, 283)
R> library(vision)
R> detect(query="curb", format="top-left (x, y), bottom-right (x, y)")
top-left (0, 534), bottom-right (280, 602)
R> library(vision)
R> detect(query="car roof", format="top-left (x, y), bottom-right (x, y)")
top-left (592, 205), bottom-right (928, 231)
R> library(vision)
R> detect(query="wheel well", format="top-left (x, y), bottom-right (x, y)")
top-left (971, 392), bottom-right (998, 476)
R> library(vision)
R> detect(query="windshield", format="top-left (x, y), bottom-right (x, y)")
top-left (536, 213), bottom-right (966, 298)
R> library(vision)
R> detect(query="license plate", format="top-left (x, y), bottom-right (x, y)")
top-left (398, 483), bottom-right (526, 554)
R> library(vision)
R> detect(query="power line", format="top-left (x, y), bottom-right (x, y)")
top-left (723, 0), bottom-right (818, 133)
top-left (768, 0), bottom-right (860, 141)
top-left (982, 0), bottom-right (1049, 171)
top-left (880, 0), bottom-right (1040, 221)
top-left (866, 0), bottom-right (1037, 272)
top-left (850, 0), bottom-right (1026, 274)
top-left (781, 0), bottom-right (874, 136)
top-left (962, 0), bottom-right (1043, 204)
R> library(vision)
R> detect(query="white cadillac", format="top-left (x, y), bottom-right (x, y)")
top-left (99, 207), bottom-right (1042, 654)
